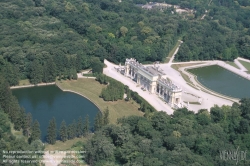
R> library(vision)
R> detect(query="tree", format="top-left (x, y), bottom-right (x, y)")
top-left (210, 105), bottom-right (225, 123)
top-left (67, 120), bottom-right (77, 139)
top-left (239, 98), bottom-right (250, 119)
top-left (59, 120), bottom-right (68, 142)
top-left (23, 112), bottom-right (32, 137)
top-left (29, 60), bottom-right (43, 84)
top-left (43, 58), bottom-right (56, 83)
top-left (103, 107), bottom-right (110, 126)
top-left (94, 112), bottom-right (103, 131)
top-left (47, 117), bottom-right (57, 144)
top-left (76, 116), bottom-right (83, 137)
top-left (120, 26), bottom-right (128, 37)
top-left (29, 120), bottom-right (41, 143)
top-left (91, 59), bottom-right (104, 74)
top-left (2, 63), bottom-right (19, 86)
top-left (83, 115), bottom-right (90, 136)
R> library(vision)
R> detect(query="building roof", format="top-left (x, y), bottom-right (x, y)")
top-left (145, 66), bottom-right (165, 76)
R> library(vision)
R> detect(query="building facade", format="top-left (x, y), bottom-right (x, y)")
top-left (121, 58), bottom-right (182, 108)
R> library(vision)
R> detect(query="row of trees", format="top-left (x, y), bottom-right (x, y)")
top-left (0, 75), bottom-right (44, 165)
top-left (46, 116), bottom-right (90, 144)
top-left (84, 99), bottom-right (250, 165)
top-left (96, 74), bottom-right (156, 112)
top-left (0, 74), bottom-right (43, 145)
top-left (46, 108), bottom-right (110, 144)
top-left (125, 85), bottom-right (156, 113)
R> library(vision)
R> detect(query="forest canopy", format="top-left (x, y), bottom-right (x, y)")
top-left (0, 0), bottom-right (250, 85)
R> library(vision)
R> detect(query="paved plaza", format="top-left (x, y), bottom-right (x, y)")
top-left (102, 41), bottom-right (250, 114)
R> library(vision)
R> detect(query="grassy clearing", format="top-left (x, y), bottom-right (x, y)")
top-left (226, 61), bottom-right (240, 69)
top-left (56, 79), bottom-right (143, 124)
top-left (10, 123), bottom-right (25, 139)
top-left (45, 137), bottom-right (89, 151)
top-left (164, 40), bottom-right (181, 63)
top-left (19, 79), bottom-right (31, 86)
top-left (238, 60), bottom-right (250, 71)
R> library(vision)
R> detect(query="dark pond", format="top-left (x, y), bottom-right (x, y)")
top-left (12, 85), bottom-right (99, 142)
top-left (188, 65), bottom-right (250, 99)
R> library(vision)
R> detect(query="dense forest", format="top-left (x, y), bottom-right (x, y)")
top-left (84, 100), bottom-right (250, 166)
top-left (1, 0), bottom-right (250, 165)
top-left (1, 0), bottom-right (249, 85)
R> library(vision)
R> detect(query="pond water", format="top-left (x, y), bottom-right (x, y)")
top-left (12, 85), bottom-right (99, 142)
top-left (188, 65), bottom-right (250, 99)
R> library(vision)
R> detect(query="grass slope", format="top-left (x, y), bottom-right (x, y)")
top-left (56, 78), bottom-right (143, 124)
top-left (239, 60), bottom-right (250, 72)
top-left (226, 61), bottom-right (240, 69)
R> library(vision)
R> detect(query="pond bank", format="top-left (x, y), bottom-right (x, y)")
top-left (10, 82), bottom-right (56, 89)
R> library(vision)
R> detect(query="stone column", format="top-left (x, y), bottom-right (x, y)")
top-left (130, 67), bottom-right (133, 78)
top-left (158, 85), bottom-right (161, 96)
top-left (163, 87), bottom-right (166, 100)
top-left (125, 63), bottom-right (129, 76)
top-left (168, 91), bottom-right (172, 106)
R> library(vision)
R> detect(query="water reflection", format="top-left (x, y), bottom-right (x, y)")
top-left (12, 85), bottom-right (99, 142)
top-left (188, 65), bottom-right (250, 99)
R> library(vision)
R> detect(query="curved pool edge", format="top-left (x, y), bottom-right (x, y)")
top-left (55, 82), bottom-right (102, 113)
top-left (192, 72), bottom-right (240, 102)
top-left (185, 65), bottom-right (245, 102)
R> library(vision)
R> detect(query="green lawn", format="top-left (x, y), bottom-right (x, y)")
top-left (238, 60), bottom-right (250, 72)
top-left (56, 79), bottom-right (143, 124)
top-left (226, 61), bottom-right (240, 69)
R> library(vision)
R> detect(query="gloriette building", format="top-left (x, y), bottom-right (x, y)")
top-left (119, 58), bottom-right (182, 108)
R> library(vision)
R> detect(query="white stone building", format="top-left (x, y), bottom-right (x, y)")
top-left (119, 58), bottom-right (182, 108)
